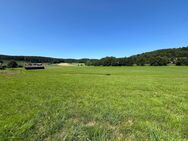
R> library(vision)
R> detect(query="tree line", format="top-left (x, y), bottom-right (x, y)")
top-left (0, 46), bottom-right (188, 67)
top-left (0, 54), bottom-right (96, 64)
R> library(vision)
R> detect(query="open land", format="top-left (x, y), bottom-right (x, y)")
top-left (0, 66), bottom-right (188, 140)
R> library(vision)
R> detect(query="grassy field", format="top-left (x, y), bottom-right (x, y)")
top-left (0, 66), bottom-right (187, 141)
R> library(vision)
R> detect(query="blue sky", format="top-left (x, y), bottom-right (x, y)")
top-left (0, 0), bottom-right (188, 59)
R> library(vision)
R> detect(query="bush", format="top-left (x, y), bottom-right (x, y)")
top-left (0, 65), bottom-right (6, 70)
top-left (7, 61), bottom-right (18, 68)
top-left (176, 58), bottom-right (188, 66)
top-left (0, 60), bottom-right (5, 70)
top-left (150, 57), bottom-right (169, 66)
top-left (18, 65), bottom-right (23, 68)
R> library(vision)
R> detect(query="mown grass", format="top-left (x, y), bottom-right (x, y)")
top-left (0, 66), bottom-right (188, 141)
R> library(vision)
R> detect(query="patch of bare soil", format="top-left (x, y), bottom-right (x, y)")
top-left (57, 63), bottom-right (75, 66)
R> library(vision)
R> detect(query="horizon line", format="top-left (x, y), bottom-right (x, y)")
top-left (0, 46), bottom-right (187, 60)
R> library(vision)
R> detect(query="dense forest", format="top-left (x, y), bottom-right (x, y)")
top-left (0, 46), bottom-right (188, 66)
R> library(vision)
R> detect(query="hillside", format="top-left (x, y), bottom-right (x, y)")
top-left (130, 46), bottom-right (188, 66)
top-left (88, 46), bottom-right (188, 66)
top-left (0, 55), bottom-right (64, 64)
top-left (0, 55), bottom-right (93, 64)
top-left (132, 47), bottom-right (188, 58)
top-left (0, 46), bottom-right (188, 66)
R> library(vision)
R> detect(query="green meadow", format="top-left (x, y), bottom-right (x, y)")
top-left (0, 66), bottom-right (187, 141)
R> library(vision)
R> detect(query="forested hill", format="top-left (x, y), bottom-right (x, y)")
top-left (0, 46), bottom-right (188, 66)
top-left (0, 54), bottom-right (93, 64)
top-left (0, 54), bottom-right (62, 63)
top-left (131, 47), bottom-right (188, 59)
top-left (129, 46), bottom-right (188, 65)
top-left (87, 46), bottom-right (188, 66)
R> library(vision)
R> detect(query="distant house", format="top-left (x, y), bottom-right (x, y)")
top-left (25, 63), bottom-right (45, 70)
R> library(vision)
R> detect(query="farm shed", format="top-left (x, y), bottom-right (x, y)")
top-left (25, 63), bottom-right (45, 70)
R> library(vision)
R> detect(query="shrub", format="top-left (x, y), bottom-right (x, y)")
top-left (7, 61), bottom-right (18, 68)
top-left (18, 65), bottom-right (23, 68)
top-left (150, 57), bottom-right (168, 66)
top-left (0, 60), bottom-right (5, 70)
top-left (176, 58), bottom-right (188, 66)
